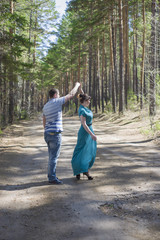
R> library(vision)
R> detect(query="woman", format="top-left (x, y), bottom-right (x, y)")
top-left (71, 93), bottom-right (97, 180)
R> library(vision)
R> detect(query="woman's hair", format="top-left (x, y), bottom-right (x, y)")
top-left (78, 93), bottom-right (91, 103)
top-left (49, 88), bottom-right (59, 98)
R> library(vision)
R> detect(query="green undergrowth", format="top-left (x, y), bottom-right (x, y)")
top-left (141, 120), bottom-right (160, 137)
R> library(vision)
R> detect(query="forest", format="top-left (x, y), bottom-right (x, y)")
top-left (0, 0), bottom-right (160, 129)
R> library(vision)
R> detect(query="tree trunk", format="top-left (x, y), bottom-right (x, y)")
top-left (8, 75), bottom-right (14, 124)
top-left (97, 38), bottom-right (101, 110)
top-left (109, 15), bottom-right (116, 113)
top-left (140, 0), bottom-right (146, 109)
top-left (135, 9), bottom-right (139, 102)
top-left (123, 0), bottom-right (129, 108)
top-left (0, 56), bottom-right (2, 127)
top-left (114, 5), bottom-right (118, 106)
top-left (89, 38), bottom-right (92, 99)
top-left (78, 42), bottom-right (81, 82)
top-left (149, 0), bottom-right (156, 116)
top-left (30, 82), bottom-right (35, 115)
top-left (83, 54), bottom-right (87, 93)
top-left (104, 48), bottom-right (108, 105)
top-left (93, 49), bottom-right (97, 112)
top-left (8, 0), bottom-right (14, 124)
top-left (25, 1), bottom-right (33, 117)
top-left (118, 0), bottom-right (124, 113)
top-left (101, 19), bottom-right (105, 113)
top-left (33, 9), bottom-right (37, 65)
top-left (133, 8), bottom-right (138, 102)
top-left (158, 0), bottom-right (160, 72)
top-left (3, 66), bottom-right (8, 126)
top-left (65, 72), bottom-right (70, 112)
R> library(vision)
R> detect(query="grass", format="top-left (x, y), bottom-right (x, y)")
top-left (140, 120), bottom-right (160, 139)
top-left (0, 128), bottom-right (3, 135)
top-left (140, 128), bottom-right (154, 136)
top-left (155, 121), bottom-right (160, 131)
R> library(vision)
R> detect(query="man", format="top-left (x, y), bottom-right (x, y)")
top-left (43, 82), bottom-right (80, 184)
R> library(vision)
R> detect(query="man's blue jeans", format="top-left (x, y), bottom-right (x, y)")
top-left (44, 132), bottom-right (62, 181)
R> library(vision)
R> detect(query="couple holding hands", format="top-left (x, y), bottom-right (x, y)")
top-left (43, 82), bottom-right (97, 184)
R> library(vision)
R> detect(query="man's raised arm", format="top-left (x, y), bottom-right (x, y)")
top-left (65, 82), bottom-right (81, 102)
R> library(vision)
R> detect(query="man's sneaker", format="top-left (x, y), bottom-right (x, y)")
top-left (48, 178), bottom-right (63, 185)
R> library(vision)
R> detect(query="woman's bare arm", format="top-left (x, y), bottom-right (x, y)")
top-left (80, 115), bottom-right (97, 141)
top-left (79, 86), bottom-right (84, 94)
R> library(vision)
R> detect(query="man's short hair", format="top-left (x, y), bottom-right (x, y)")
top-left (49, 88), bottom-right (59, 98)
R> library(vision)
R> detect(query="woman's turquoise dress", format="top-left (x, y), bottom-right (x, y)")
top-left (71, 105), bottom-right (97, 176)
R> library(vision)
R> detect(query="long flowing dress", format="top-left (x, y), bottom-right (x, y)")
top-left (71, 105), bottom-right (97, 176)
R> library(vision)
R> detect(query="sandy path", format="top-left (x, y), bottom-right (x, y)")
top-left (0, 115), bottom-right (160, 240)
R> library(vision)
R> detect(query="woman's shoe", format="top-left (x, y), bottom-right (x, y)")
top-left (83, 172), bottom-right (93, 180)
top-left (76, 174), bottom-right (80, 180)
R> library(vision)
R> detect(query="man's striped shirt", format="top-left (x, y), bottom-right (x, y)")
top-left (43, 97), bottom-right (65, 132)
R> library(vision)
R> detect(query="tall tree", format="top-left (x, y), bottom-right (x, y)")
top-left (123, 0), bottom-right (129, 108)
top-left (8, 0), bottom-right (14, 124)
top-left (118, 0), bottom-right (124, 113)
top-left (149, 0), bottom-right (156, 116)
top-left (109, 13), bottom-right (116, 113)
top-left (101, 18), bottom-right (105, 113)
top-left (140, 0), bottom-right (146, 109)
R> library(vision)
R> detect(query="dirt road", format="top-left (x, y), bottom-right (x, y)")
top-left (0, 114), bottom-right (160, 240)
